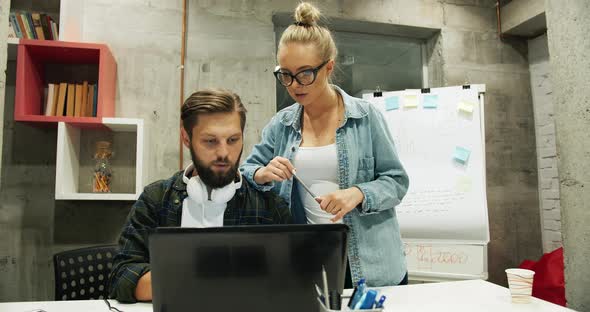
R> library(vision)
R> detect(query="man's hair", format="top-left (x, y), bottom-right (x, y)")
top-left (181, 89), bottom-right (247, 137)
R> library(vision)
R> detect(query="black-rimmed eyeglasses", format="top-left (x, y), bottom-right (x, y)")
top-left (273, 60), bottom-right (329, 87)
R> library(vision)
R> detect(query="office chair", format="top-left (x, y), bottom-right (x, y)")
top-left (53, 245), bottom-right (118, 300)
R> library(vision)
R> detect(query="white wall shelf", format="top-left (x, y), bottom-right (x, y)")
top-left (55, 118), bottom-right (145, 200)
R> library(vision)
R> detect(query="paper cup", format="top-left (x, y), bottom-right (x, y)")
top-left (505, 268), bottom-right (535, 303)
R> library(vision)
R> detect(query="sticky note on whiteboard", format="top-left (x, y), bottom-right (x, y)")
top-left (403, 95), bottom-right (418, 108)
top-left (453, 146), bottom-right (471, 164)
top-left (458, 101), bottom-right (474, 114)
top-left (384, 96), bottom-right (400, 111)
top-left (422, 95), bottom-right (438, 109)
top-left (456, 176), bottom-right (473, 192)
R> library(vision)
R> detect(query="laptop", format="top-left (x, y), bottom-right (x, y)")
top-left (149, 224), bottom-right (349, 312)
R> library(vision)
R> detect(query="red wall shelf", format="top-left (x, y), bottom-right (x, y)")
top-left (14, 39), bottom-right (116, 126)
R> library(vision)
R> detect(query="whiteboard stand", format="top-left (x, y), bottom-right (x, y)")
top-left (363, 84), bottom-right (489, 283)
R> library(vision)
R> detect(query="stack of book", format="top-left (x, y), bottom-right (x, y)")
top-left (44, 82), bottom-right (99, 117)
top-left (8, 12), bottom-right (59, 40)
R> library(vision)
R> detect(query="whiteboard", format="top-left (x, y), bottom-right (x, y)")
top-left (363, 85), bottom-right (489, 280)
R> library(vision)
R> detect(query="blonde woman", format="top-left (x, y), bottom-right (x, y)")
top-left (241, 2), bottom-right (410, 287)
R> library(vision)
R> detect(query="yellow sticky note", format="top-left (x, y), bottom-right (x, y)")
top-left (458, 101), bottom-right (474, 114)
top-left (456, 176), bottom-right (473, 193)
top-left (403, 95), bottom-right (418, 108)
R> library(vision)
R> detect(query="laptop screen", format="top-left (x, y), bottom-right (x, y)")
top-left (149, 224), bottom-right (349, 312)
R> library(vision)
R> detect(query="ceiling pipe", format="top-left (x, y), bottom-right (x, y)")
top-left (496, 1), bottom-right (505, 41)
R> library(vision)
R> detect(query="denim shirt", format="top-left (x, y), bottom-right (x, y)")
top-left (240, 85), bottom-right (410, 286)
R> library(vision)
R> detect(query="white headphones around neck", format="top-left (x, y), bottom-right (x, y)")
top-left (182, 164), bottom-right (242, 205)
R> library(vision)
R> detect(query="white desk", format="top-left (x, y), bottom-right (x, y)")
top-left (0, 299), bottom-right (151, 312)
top-left (368, 279), bottom-right (574, 312)
top-left (0, 280), bottom-right (575, 312)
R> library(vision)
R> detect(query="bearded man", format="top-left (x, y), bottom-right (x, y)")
top-left (108, 89), bottom-right (292, 303)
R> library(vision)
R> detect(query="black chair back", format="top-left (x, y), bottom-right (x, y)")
top-left (53, 245), bottom-right (118, 300)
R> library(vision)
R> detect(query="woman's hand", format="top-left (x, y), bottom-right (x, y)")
top-left (254, 156), bottom-right (295, 185)
top-left (317, 187), bottom-right (365, 222)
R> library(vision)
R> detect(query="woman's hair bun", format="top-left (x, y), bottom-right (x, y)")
top-left (294, 2), bottom-right (321, 26)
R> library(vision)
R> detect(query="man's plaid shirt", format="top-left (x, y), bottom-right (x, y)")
top-left (108, 171), bottom-right (292, 302)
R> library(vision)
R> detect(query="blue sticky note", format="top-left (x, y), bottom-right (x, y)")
top-left (454, 146), bottom-right (471, 164)
top-left (385, 96), bottom-right (399, 111)
top-left (423, 95), bottom-right (438, 109)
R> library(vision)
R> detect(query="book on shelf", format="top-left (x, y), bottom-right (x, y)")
top-left (40, 14), bottom-right (52, 40)
top-left (43, 82), bottom-right (98, 117)
top-left (43, 84), bottom-right (55, 116)
top-left (25, 13), bottom-right (35, 39)
top-left (87, 84), bottom-right (95, 117)
top-left (15, 13), bottom-right (28, 39)
top-left (56, 82), bottom-right (67, 116)
top-left (50, 20), bottom-right (59, 40)
top-left (66, 84), bottom-right (75, 117)
top-left (51, 84), bottom-right (60, 116)
top-left (8, 18), bottom-right (16, 38)
top-left (8, 11), bottom-right (59, 40)
top-left (31, 13), bottom-right (45, 40)
top-left (74, 83), bottom-right (83, 117)
top-left (17, 13), bottom-right (34, 39)
top-left (81, 81), bottom-right (89, 117)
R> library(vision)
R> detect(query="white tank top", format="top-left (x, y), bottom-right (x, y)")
top-left (292, 143), bottom-right (342, 224)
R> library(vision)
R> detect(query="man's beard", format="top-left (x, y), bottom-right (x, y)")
top-left (190, 147), bottom-right (241, 189)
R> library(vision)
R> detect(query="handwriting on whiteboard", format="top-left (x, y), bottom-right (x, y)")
top-left (397, 189), bottom-right (466, 215)
top-left (404, 244), bottom-right (469, 270)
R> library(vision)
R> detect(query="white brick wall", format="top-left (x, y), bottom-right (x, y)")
top-left (528, 34), bottom-right (562, 252)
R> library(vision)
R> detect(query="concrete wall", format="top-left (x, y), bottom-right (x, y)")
top-left (0, 0), bottom-right (7, 190)
top-left (545, 1), bottom-right (590, 310)
top-left (528, 34), bottom-right (562, 253)
top-left (0, 0), bottom-right (543, 300)
top-left (438, 2), bottom-right (542, 285)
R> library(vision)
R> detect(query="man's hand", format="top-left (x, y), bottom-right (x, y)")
top-left (135, 271), bottom-right (152, 302)
top-left (316, 187), bottom-right (365, 222)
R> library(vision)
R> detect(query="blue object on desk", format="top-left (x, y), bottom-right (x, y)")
top-left (375, 295), bottom-right (386, 308)
top-left (355, 289), bottom-right (378, 309)
top-left (348, 278), bottom-right (366, 308)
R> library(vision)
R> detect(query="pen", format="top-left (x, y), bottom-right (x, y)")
top-left (292, 169), bottom-right (318, 199)
top-left (314, 283), bottom-right (324, 303)
top-left (322, 265), bottom-right (330, 307)
top-left (348, 278), bottom-right (366, 308)
top-left (375, 295), bottom-right (386, 308)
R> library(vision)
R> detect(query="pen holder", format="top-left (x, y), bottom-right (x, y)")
top-left (318, 298), bottom-right (384, 312)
